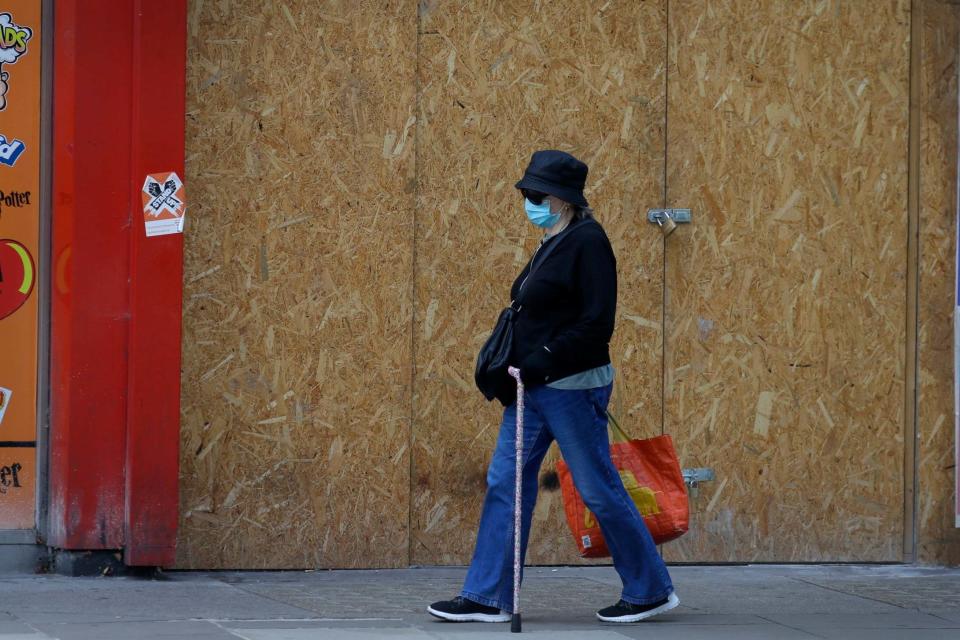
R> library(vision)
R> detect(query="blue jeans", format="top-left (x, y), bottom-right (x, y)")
top-left (461, 383), bottom-right (674, 613)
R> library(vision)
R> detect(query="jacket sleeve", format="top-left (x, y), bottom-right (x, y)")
top-left (544, 231), bottom-right (617, 362)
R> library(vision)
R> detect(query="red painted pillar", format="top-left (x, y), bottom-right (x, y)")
top-left (50, 0), bottom-right (135, 551)
top-left (123, 0), bottom-right (186, 567)
top-left (50, 0), bottom-right (185, 566)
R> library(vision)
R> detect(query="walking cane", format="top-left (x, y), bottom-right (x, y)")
top-left (507, 366), bottom-right (524, 633)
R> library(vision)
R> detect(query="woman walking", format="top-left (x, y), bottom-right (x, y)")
top-left (427, 150), bottom-right (678, 624)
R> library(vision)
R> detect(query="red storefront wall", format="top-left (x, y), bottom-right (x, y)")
top-left (48, 0), bottom-right (186, 567)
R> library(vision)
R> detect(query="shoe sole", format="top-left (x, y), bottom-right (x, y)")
top-left (596, 592), bottom-right (680, 623)
top-left (426, 606), bottom-right (510, 623)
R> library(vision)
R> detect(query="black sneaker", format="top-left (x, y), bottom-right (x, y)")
top-left (596, 592), bottom-right (680, 622)
top-left (427, 596), bottom-right (510, 622)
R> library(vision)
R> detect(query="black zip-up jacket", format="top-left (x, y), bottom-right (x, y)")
top-left (496, 217), bottom-right (617, 405)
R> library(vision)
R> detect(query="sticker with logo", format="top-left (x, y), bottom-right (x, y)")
top-left (141, 172), bottom-right (186, 236)
top-left (0, 12), bottom-right (33, 111)
top-left (0, 239), bottom-right (35, 320)
top-left (0, 387), bottom-right (10, 425)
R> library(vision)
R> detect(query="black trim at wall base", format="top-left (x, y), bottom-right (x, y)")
top-left (50, 549), bottom-right (164, 577)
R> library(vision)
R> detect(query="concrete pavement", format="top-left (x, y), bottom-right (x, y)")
top-left (0, 564), bottom-right (957, 639)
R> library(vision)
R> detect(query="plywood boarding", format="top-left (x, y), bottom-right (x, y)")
top-left (413, 0), bottom-right (667, 564)
top-left (178, 0), bottom-right (415, 568)
top-left (664, 0), bottom-right (910, 561)
top-left (917, 0), bottom-right (960, 565)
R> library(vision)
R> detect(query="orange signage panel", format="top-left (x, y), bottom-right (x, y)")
top-left (0, 1), bottom-right (41, 529)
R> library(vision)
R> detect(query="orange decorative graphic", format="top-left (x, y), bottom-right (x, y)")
top-left (0, 12), bottom-right (33, 112)
top-left (0, 387), bottom-right (10, 425)
top-left (0, 239), bottom-right (34, 320)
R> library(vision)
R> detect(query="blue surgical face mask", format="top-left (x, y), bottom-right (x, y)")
top-left (524, 198), bottom-right (561, 228)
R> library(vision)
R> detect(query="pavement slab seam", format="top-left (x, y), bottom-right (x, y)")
top-left (215, 581), bottom-right (326, 620)
top-left (754, 614), bottom-right (828, 640)
top-left (207, 619), bottom-right (256, 640)
top-left (929, 612), bottom-right (959, 623)
top-left (27, 617), bottom-right (405, 628)
top-left (788, 577), bottom-right (916, 611)
top-left (205, 618), bottom-right (406, 623)
top-left (9, 613), bottom-right (56, 639)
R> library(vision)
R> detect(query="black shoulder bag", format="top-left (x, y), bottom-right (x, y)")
top-left (474, 223), bottom-right (584, 402)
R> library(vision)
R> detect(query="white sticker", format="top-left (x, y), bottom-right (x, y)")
top-left (0, 387), bottom-right (11, 425)
top-left (141, 171), bottom-right (186, 236)
top-left (581, 535), bottom-right (591, 549)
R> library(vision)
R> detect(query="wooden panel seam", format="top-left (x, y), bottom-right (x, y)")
top-left (408, 1), bottom-right (422, 568)
top-left (904, 0), bottom-right (922, 564)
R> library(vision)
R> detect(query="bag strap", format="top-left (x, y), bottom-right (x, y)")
top-left (606, 409), bottom-right (631, 444)
top-left (516, 218), bottom-right (596, 306)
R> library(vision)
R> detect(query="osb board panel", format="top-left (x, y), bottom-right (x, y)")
top-left (413, 0), bottom-right (667, 565)
top-left (178, 1), bottom-right (415, 568)
top-left (917, 0), bottom-right (960, 566)
top-left (663, 0), bottom-right (910, 561)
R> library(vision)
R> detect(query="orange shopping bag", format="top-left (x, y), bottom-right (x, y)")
top-left (556, 411), bottom-right (688, 557)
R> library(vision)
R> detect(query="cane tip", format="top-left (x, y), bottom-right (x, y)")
top-left (511, 612), bottom-right (522, 632)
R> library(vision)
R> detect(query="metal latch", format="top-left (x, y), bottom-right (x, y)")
top-left (682, 467), bottom-right (715, 498)
top-left (647, 208), bottom-right (692, 224)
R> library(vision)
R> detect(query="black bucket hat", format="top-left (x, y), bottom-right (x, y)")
top-left (515, 150), bottom-right (589, 208)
